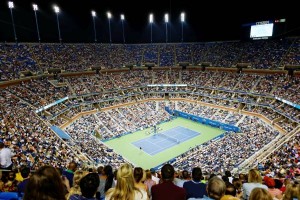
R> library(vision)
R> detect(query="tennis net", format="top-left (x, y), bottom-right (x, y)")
top-left (158, 132), bottom-right (180, 143)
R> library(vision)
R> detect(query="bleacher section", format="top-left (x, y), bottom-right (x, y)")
top-left (1, 38), bottom-right (300, 81)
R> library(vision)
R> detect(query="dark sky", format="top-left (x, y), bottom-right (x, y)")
top-left (0, 0), bottom-right (299, 43)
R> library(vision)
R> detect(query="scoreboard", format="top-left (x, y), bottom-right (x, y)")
top-left (241, 19), bottom-right (286, 40)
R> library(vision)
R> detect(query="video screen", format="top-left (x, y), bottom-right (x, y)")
top-left (250, 23), bottom-right (274, 38)
top-left (241, 19), bottom-right (286, 40)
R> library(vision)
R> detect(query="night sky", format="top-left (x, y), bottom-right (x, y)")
top-left (0, 0), bottom-right (299, 43)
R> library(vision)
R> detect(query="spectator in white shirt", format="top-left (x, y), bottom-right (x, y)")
top-left (0, 141), bottom-right (14, 170)
top-left (150, 168), bottom-right (160, 184)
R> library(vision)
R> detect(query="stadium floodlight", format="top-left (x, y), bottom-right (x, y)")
top-left (33, 3), bottom-right (38, 11)
top-left (149, 13), bottom-right (154, 43)
top-left (53, 5), bottom-right (62, 43)
top-left (120, 14), bottom-right (125, 43)
top-left (8, 1), bottom-right (17, 43)
top-left (91, 11), bottom-right (97, 43)
top-left (180, 12), bottom-right (185, 42)
top-left (164, 13), bottom-right (169, 43)
top-left (149, 13), bottom-right (153, 23)
top-left (8, 1), bottom-right (14, 8)
top-left (164, 13), bottom-right (169, 23)
top-left (107, 11), bottom-right (112, 43)
top-left (91, 10), bottom-right (96, 17)
top-left (54, 5), bottom-right (59, 13)
top-left (107, 11), bottom-right (112, 19)
top-left (33, 4), bottom-right (41, 42)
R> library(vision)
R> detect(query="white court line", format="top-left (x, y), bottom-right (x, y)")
top-left (163, 128), bottom-right (200, 140)
top-left (149, 141), bottom-right (176, 155)
top-left (144, 138), bottom-right (165, 155)
top-left (142, 127), bottom-right (200, 155)
top-left (147, 138), bottom-right (164, 148)
top-left (161, 129), bottom-right (189, 141)
top-left (147, 135), bottom-right (180, 155)
top-left (135, 140), bottom-right (162, 156)
top-left (130, 143), bottom-right (154, 156)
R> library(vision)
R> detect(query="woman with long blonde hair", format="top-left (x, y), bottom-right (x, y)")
top-left (242, 169), bottom-right (268, 200)
top-left (105, 163), bottom-right (148, 200)
top-left (249, 188), bottom-right (272, 200)
top-left (283, 183), bottom-right (300, 200)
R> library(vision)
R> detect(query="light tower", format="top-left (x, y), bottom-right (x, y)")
top-left (181, 12), bottom-right (185, 43)
top-left (8, 1), bottom-right (17, 43)
top-left (107, 11), bottom-right (112, 43)
top-left (149, 13), bottom-right (154, 43)
top-left (121, 14), bottom-right (125, 43)
top-left (91, 10), bottom-right (97, 43)
top-left (33, 4), bottom-right (41, 42)
top-left (164, 13), bottom-right (169, 43)
top-left (53, 5), bottom-right (62, 43)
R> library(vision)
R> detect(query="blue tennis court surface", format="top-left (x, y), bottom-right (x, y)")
top-left (132, 126), bottom-right (200, 155)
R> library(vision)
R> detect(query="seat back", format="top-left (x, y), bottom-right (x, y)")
top-left (0, 192), bottom-right (19, 200)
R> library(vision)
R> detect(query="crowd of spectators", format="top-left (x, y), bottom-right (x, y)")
top-left (0, 90), bottom-right (81, 171)
top-left (1, 39), bottom-right (300, 199)
top-left (1, 38), bottom-right (300, 81)
top-left (3, 160), bottom-right (300, 200)
top-left (2, 67), bottom-right (299, 166)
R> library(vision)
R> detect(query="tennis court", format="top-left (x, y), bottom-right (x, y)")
top-left (132, 126), bottom-right (200, 155)
top-left (104, 117), bottom-right (224, 169)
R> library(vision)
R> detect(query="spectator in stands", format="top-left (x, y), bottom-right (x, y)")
top-left (63, 161), bottom-right (77, 187)
top-left (232, 178), bottom-right (243, 199)
top-left (239, 173), bottom-right (247, 184)
top-left (1, 170), bottom-right (18, 192)
top-left (242, 169), bottom-right (268, 200)
top-left (174, 169), bottom-right (190, 187)
top-left (17, 166), bottom-right (30, 197)
top-left (201, 176), bottom-right (226, 200)
top-left (144, 169), bottom-right (156, 198)
top-left (105, 163), bottom-right (148, 200)
top-left (0, 141), bottom-right (14, 170)
top-left (66, 170), bottom-right (89, 200)
top-left (282, 183), bottom-right (300, 200)
top-left (134, 167), bottom-right (148, 196)
top-left (97, 166), bottom-right (104, 175)
top-left (97, 165), bottom-right (115, 200)
top-left (151, 164), bottom-right (186, 200)
top-left (221, 182), bottom-right (239, 200)
top-left (183, 167), bottom-right (207, 199)
top-left (249, 188), bottom-right (272, 200)
top-left (96, 165), bottom-right (103, 190)
top-left (280, 178), bottom-right (291, 193)
top-left (150, 168), bottom-right (160, 184)
top-left (69, 173), bottom-right (100, 200)
top-left (222, 176), bottom-right (230, 184)
top-left (23, 165), bottom-right (67, 200)
top-left (225, 171), bottom-right (233, 184)
top-left (264, 176), bottom-right (282, 199)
